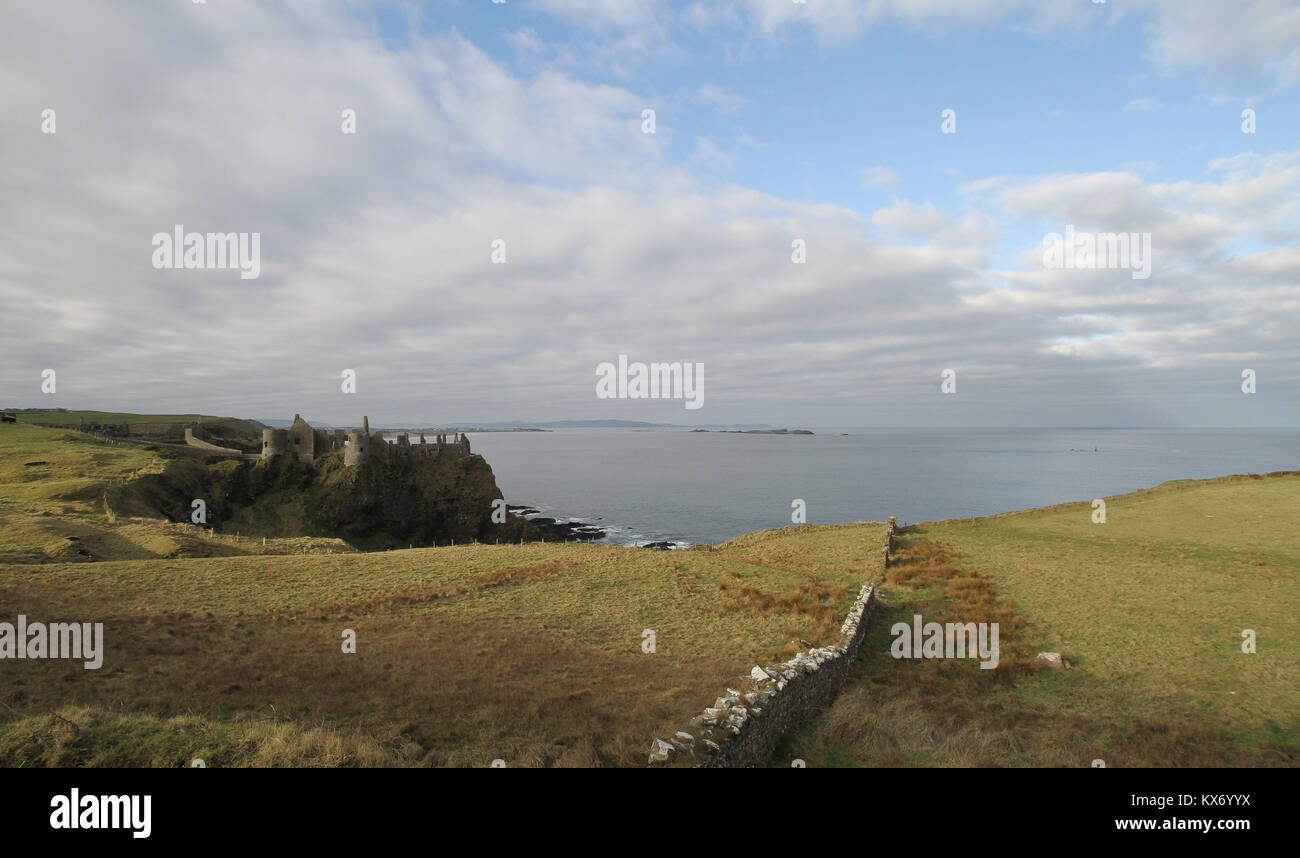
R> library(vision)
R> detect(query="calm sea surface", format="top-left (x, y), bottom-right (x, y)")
top-left (464, 428), bottom-right (1298, 546)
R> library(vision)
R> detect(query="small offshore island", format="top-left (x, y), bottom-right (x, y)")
top-left (689, 428), bottom-right (814, 435)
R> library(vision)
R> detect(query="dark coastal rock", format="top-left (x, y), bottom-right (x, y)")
top-left (507, 505), bottom-right (541, 516)
top-left (508, 509), bottom-right (606, 542)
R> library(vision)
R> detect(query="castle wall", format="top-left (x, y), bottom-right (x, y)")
top-left (186, 427), bottom-right (247, 457)
top-left (269, 417), bottom-right (476, 467)
top-left (313, 429), bottom-right (341, 454)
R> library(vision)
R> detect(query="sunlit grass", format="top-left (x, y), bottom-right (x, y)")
top-left (1, 420), bottom-right (889, 766)
top-left (779, 471), bottom-right (1300, 767)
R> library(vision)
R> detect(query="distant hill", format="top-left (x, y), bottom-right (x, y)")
top-left (257, 417), bottom-right (337, 430)
top-left (435, 419), bottom-right (773, 430)
top-left (12, 410), bottom-right (266, 437)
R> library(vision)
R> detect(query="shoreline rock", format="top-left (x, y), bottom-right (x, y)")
top-left (506, 505), bottom-right (607, 542)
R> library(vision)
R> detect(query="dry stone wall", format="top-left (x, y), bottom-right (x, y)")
top-left (649, 517), bottom-right (896, 768)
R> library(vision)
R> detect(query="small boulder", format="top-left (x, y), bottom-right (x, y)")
top-left (1034, 652), bottom-right (1069, 670)
top-left (750, 665), bottom-right (772, 682)
top-left (648, 738), bottom-right (676, 764)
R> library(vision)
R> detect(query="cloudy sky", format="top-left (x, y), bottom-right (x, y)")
top-left (2, 0), bottom-right (1297, 427)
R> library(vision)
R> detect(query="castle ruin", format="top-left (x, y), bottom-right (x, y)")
top-left (260, 414), bottom-right (471, 466)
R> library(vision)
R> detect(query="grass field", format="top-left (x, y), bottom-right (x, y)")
top-left (10, 411), bottom-right (264, 437)
top-left (0, 418), bottom-right (886, 767)
top-left (2, 420), bottom-right (1295, 767)
top-left (777, 471), bottom-right (1300, 768)
top-left (0, 535), bottom-right (885, 767)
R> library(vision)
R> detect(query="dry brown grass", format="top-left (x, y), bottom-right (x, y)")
top-left (1, 526), bottom-right (888, 767)
top-left (717, 581), bottom-right (849, 653)
top-left (883, 539), bottom-right (1033, 676)
top-left (0, 424), bottom-right (899, 767)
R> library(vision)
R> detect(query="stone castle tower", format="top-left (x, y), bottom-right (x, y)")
top-left (261, 427), bottom-right (288, 458)
top-left (344, 416), bottom-right (373, 465)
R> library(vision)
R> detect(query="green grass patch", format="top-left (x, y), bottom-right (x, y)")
top-left (779, 471), bottom-right (1300, 767)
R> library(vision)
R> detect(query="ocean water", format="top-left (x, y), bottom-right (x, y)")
top-left (465, 428), bottom-right (1299, 547)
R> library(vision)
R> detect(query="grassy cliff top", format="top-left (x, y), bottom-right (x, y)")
top-left (780, 469), bottom-right (1300, 767)
top-left (0, 422), bottom-right (887, 767)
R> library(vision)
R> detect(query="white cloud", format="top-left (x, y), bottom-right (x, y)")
top-left (958, 175), bottom-right (1008, 195)
top-left (1130, 0), bottom-right (1300, 84)
top-left (686, 138), bottom-right (735, 172)
top-left (861, 166), bottom-right (901, 188)
top-left (1122, 98), bottom-right (1164, 112)
top-left (695, 0), bottom-right (1083, 43)
top-left (526, 0), bottom-right (677, 68)
top-left (0, 1), bottom-right (1296, 428)
top-left (872, 201), bottom-right (949, 236)
top-left (690, 83), bottom-right (747, 114)
top-left (531, 0), bottom-right (671, 33)
top-left (675, 0), bottom-right (1300, 87)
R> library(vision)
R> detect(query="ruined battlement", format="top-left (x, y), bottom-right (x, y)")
top-left (261, 414), bottom-right (471, 466)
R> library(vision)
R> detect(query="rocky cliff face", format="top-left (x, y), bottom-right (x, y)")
top-left (112, 448), bottom-right (531, 549)
top-left (309, 450), bottom-right (502, 545)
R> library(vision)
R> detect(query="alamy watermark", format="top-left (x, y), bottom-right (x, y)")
top-left (1042, 224), bottom-right (1151, 280)
top-left (0, 615), bottom-right (103, 669)
top-left (596, 355), bottom-right (703, 410)
top-left (151, 224), bottom-right (261, 280)
top-left (890, 614), bottom-right (999, 669)
top-left (50, 789), bottom-right (150, 839)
